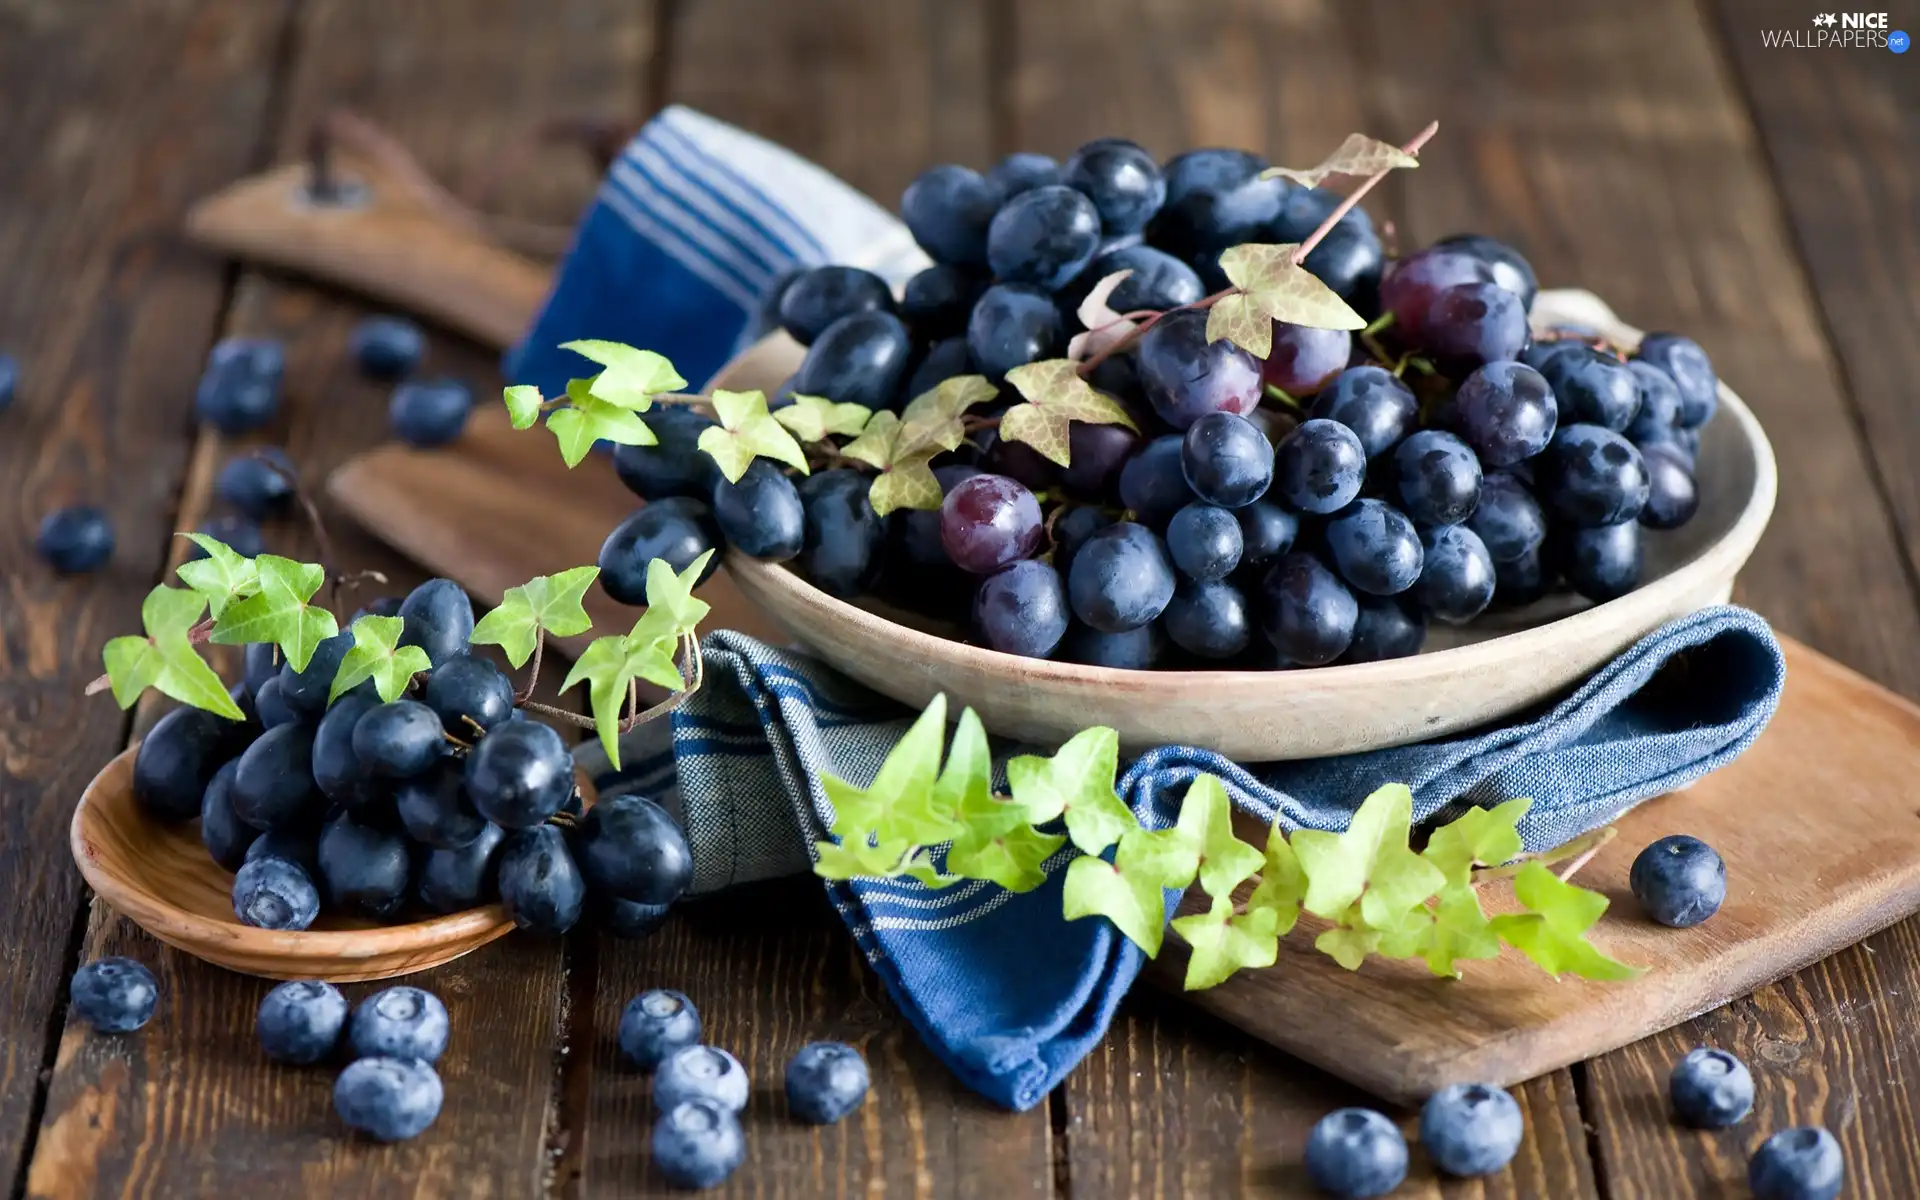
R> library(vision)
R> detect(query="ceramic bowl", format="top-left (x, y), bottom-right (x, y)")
top-left (714, 288), bottom-right (1778, 758)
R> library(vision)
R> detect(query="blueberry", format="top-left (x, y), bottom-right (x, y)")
top-left (257, 980), bottom-right (349, 1064)
top-left (188, 513), bottom-right (264, 560)
top-left (573, 794), bottom-right (694, 906)
top-left (1629, 834), bottom-right (1727, 928)
top-left (618, 989), bottom-right (702, 1070)
top-left (1748, 1127), bottom-right (1844, 1200)
top-left (1669, 1047), bottom-right (1753, 1128)
top-left (390, 378), bottom-right (473, 448)
top-left (350, 315), bottom-right (426, 379)
top-left (654, 1044), bottom-right (750, 1114)
top-left (785, 1041), bottom-right (870, 1124)
top-left (333, 1056), bottom-right (444, 1142)
top-left (36, 506), bottom-right (115, 573)
top-left (232, 857), bottom-right (320, 930)
top-left (1303, 1107), bottom-right (1407, 1198)
top-left (195, 337), bottom-right (284, 434)
top-left (349, 986), bottom-right (450, 1063)
top-left (69, 957), bottom-right (160, 1033)
top-left (651, 1099), bottom-right (747, 1190)
top-left (1419, 1082), bottom-right (1523, 1177)
top-left (215, 448), bottom-right (297, 519)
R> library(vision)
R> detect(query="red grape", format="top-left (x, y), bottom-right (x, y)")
top-left (1263, 322), bottom-right (1352, 396)
top-left (1378, 249), bottom-right (1494, 342)
top-left (939, 473), bottom-right (1044, 574)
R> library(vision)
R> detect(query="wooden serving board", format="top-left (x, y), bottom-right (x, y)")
top-left (331, 414), bottom-right (1920, 1104)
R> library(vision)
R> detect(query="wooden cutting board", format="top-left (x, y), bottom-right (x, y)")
top-left (331, 412), bottom-right (1920, 1105)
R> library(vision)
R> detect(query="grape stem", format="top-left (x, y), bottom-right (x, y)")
top-left (514, 633), bottom-right (705, 735)
top-left (1470, 826), bottom-right (1617, 884)
top-left (514, 637), bottom-right (545, 704)
top-left (251, 450), bottom-right (352, 616)
top-left (1289, 121), bottom-right (1439, 267)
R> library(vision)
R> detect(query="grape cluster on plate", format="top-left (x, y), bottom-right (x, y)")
top-left (133, 576), bottom-right (693, 937)
top-left (608, 138), bottom-right (1719, 670)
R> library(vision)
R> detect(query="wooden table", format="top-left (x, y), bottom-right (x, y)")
top-left (2, 1), bottom-right (1915, 1195)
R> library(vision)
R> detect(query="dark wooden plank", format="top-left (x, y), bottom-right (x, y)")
top-left (1710, 0), bottom-right (1920, 592)
top-left (22, 2), bottom-right (650, 1196)
top-left (0, 0), bottom-right (296, 1189)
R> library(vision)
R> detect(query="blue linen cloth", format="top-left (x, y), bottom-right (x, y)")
top-left (583, 607), bottom-right (1786, 1112)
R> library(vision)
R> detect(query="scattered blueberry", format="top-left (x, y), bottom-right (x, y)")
top-left (1303, 1107), bottom-right (1408, 1199)
top-left (1630, 834), bottom-right (1727, 928)
top-left (1669, 1047), bottom-right (1754, 1129)
top-left (333, 1056), bottom-right (444, 1142)
top-left (215, 448), bottom-right (296, 519)
top-left (256, 980), bottom-right (349, 1065)
top-left (232, 857), bottom-right (321, 930)
top-left (1749, 1127), bottom-right (1844, 1200)
top-left (69, 957), bottom-right (159, 1033)
top-left (1419, 1082), bottom-right (1524, 1177)
top-left (651, 1099), bottom-right (747, 1190)
top-left (390, 378), bottom-right (473, 448)
top-left (350, 315), bottom-right (426, 379)
top-left (618, 989), bottom-right (702, 1071)
top-left (195, 337), bottom-right (285, 434)
top-left (36, 506), bottom-right (115, 573)
top-left (349, 986), bottom-right (450, 1064)
top-left (188, 513), bottom-right (264, 559)
top-left (785, 1041), bottom-right (870, 1124)
top-left (654, 1045), bottom-right (750, 1115)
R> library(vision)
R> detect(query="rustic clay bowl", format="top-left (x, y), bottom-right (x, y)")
top-left (71, 746), bottom-right (594, 982)
top-left (715, 288), bottom-right (1778, 759)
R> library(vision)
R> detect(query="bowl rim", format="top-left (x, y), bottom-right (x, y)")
top-left (724, 312), bottom-right (1779, 691)
top-left (72, 745), bottom-right (511, 962)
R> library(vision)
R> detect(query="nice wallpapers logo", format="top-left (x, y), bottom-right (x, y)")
top-left (1761, 12), bottom-right (1911, 50)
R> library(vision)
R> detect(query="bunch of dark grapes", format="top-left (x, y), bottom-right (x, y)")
top-left (135, 577), bottom-right (693, 939)
top-left (607, 141), bottom-right (1718, 670)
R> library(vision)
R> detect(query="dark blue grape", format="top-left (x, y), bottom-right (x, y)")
top-left (613, 406), bottom-right (718, 501)
top-left (1393, 430), bottom-right (1482, 526)
top-left (243, 641), bottom-right (281, 700)
top-left (988, 152), bottom-right (1061, 198)
top-left (1258, 552), bottom-right (1358, 666)
top-left (1634, 333), bottom-right (1717, 429)
top-left (1493, 545), bottom-right (1555, 608)
top-left (188, 513), bottom-right (263, 560)
top-left (712, 459), bottom-right (805, 562)
top-left (899, 465), bottom-right (979, 568)
top-left (196, 337), bottom-right (284, 434)
top-left (132, 705), bottom-right (235, 821)
top-left (312, 692), bottom-right (380, 809)
top-left (422, 656), bottom-right (515, 735)
top-left (1467, 472), bottom-right (1548, 563)
top-left (1326, 500), bottom-right (1423, 596)
top-left (1520, 337), bottom-right (1584, 375)
top-left (798, 469), bottom-right (886, 597)
top-left (245, 825), bottom-right (322, 878)
top-left (318, 809), bottom-right (411, 919)
top-left (902, 336), bottom-right (975, 403)
top-left (36, 506), bottom-right (115, 573)
top-left (1557, 520), bottom-right (1642, 602)
top-left (350, 316), bottom-right (425, 379)
top-left (1300, 222), bottom-right (1385, 310)
top-left (1117, 434), bottom-right (1197, 528)
top-left (1059, 621), bottom-right (1164, 669)
top-left (1415, 525), bottom-right (1496, 624)
top-left (1062, 138), bottom-right (1165, 235)
top-left (1272, 185), bottom-right (1372, 241)
top-left (417, 822), bottom-right (506, 913)
top-left (466, 719), bottom-right (574, 828)
top-left (1049, 504), bottom-right (1111, 579)
top-left (395, 578), bottom-right (475, 669)
top-left (973, 560), bottom-right (1069, 659)
top-left (1166, 503), bottom-right (1243, 582)
top-left (1639, 442), bottom-right (1699, 529)
top-left (986, 185), bottom-right (1102, 290)
top-left (1136, 310), bottom-right (1262, 429)
top-left (976, 427), bottom-right (1061, 491)
top-left (777, 266), bottom-right (895, 346)
top-left (277, 629), bottom-right (354, 715)
top-left (1159, 148), bottom-right (1267, 208)
top-left (1069, 245), bottom-right (1204, 315)
top-left (389, 378), bottom-right (473, 448)
top-left (1149, 174), bottom-right (1289, 265)
top-left (901, 164), bottom-right (1001, 267)
top-left (1273, 419), bottom-right (1366, 515)
top-left (1234, 501), bottom-right (1299, 570)
top-left (1067, 522), bottom-right (1176, 633)
top-left (791, 311), bottom-right (914, 410)
top-left (1309, 367), bottom-right (1417, 461)
top-left (1624, 360), bottom-right (1685, 448)
top-left (216, 449), bottom-right (296, 519)
top-left (900, 266), bottom-right (986, 339)
top-left (396, 759), bottom-right (488, 849)
top-left (966, 283), bottom-right (1062, 382)
top-left (351, 700), bottom-right (445, 778)
top-left (1432, 233), bottom-right (1538, 311)
top-left (1541, 346), bottom-right (1640, 432)
top-left (231, 722), bottom-right (323, 831)
top-left (200, 760), bottom-right (258, 870)
top-left (598, 497), bottom-right (721, 605)
top-left (253, 677), bottom-right (298, 729)
top-left (1061, 421), bottom-right (1139, 500)
top-left (1380, 249), bottom-right (1494, 342)
top-left (574, 793), bottom-right (694, 905)
top-left (1452, 361), bottom-right (1557, 466)
top-left (1341, 595), bottom-right (1427, 663)
top-left (498, 825), bottom-right (586, 935)
top-left (1422, 282), bottom-right (1528, 369)
top-left (1181, 411), bottom-right (1272, 508)
top-left (1162, 579), bottom-right (1250, 659)
top-left (1542, 424), bottom-right (1650, 526)
top-left (1264, 323), bottom-right (1352, 396)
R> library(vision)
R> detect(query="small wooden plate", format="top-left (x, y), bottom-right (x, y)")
top-left (69, 746), bottom-right (587, 982)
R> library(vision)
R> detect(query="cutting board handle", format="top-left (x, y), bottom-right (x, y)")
top-left (184, 114), bottom-right (558, 352)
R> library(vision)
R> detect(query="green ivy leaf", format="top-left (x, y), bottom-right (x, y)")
top-left (101, 637), bottom-right (166, 709)
top-left (1171, 896), bottom-right (1280, 990)
top-left (773, 394), bottom-right (873, 442)
top-left (897, 374), bottom-right (998, 457)
top-left (1063, 854), bottom-right (1167, 956)
top-left (1216, 243), bottom-right (1366, 342)
top-left (561, 340), bottom-right (686, 409)
top-left (840, 411), bottom-right (943, 516)
top-left (560, 632), bottom-right (663, 767)
top-left (174, 534), bottom-right (259, 618)
top-left (1291, 783), bottom-right (1442, 922)
top-left (1423, 798), bottom-right (1532, 887)
top-left (502, 384), bottom-right (545, 430)
top-left (549, 381), bottom-right (657, 466)
top-left (642, 549), bottom-right (714, 638)
top-left (209, 555), bottom-right (338, 672)
top-left (823, 694), bottom-right (957, 846)
top-left (1205, 292), bottom-right (1274, 358)
top-left (102, 585), bottom-right (246, 719)
top-left (329, 615), bottom-right (433, 703)
top-left (469, 566), bottom-right (601, 668)
top-left (1422, 883), bottom-right (1503, 978)
top-left (1261, 133), bottom-right (1420, 187)
top-left (1315, 910), bottom-right (1381, 971)
top-left (1245, 824), bottom-right (1306, 936)
top-left (697, 389), bottom-right (810, 483)
top-left (1489, 863), bottom-right (1643, 981)
top-left (943, 708), bottom-right (1063, 892)
top-left (1001, 359), bottom-right (1140, 467)
top-left (1008, 726), bottom-right (1135, 856)
top-left (1110, 774), bottom-right (1261, 894)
